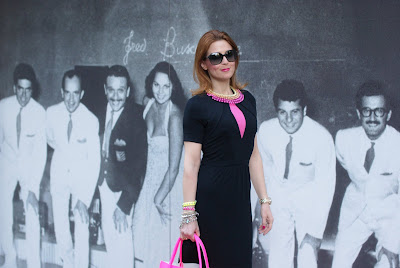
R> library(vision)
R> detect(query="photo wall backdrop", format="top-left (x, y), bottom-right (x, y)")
top-left (1, 0), bottom-right (400, 267)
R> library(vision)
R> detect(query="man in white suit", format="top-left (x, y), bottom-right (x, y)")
top-left (46, 69), bottom-right (100, 268)
top-left (332, 80), bottom-right (400, 268)
top-left (255, 79), bottom-right (336, 268)
top-left (0, 63), bottom-right (46, 267)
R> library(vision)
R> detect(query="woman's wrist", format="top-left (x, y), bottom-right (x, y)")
top-left (179, 211), bottom-right (199, 228)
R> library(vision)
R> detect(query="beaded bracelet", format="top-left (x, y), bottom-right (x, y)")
top-left (183, 207), bottom-right (195, 211)
top-left (179, 215), bottom-right (198, 229)
top-left (181, 212), bottom-right (199, 218)
top-left (182, 201), bottom-right (197, 207)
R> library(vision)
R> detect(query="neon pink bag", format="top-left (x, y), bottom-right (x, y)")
top-left (160, 234), bottom-right (210, 268)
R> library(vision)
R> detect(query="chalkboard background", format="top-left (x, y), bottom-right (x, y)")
top-left (1, 0), bottom-right (400, 267)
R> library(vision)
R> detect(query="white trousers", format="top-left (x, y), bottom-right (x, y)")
top-left (51, 186), bottom-right (89, 268)
top-left (0, 180), bottom-right (40, 268)
top-left (332, 215), bottom-right (400, 268)
top-left (266, 204), bottom-right (317, 268)
top-left (99, 182), bottom-right (134, 268)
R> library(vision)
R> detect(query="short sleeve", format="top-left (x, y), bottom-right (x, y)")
top-left (183, 96), bottom-right (206, 144)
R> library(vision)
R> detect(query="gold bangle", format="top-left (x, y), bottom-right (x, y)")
top-left (182, 201), bottom-right (197, 207)
top-left (259, 197), bottom-right (272, 205)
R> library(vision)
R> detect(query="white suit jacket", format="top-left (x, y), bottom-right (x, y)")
top-left (46, 102), bottom-right (100, 207)
top-left (257, 116), bottom-right (336, 239)
top-left (0, 95), bottom-right (46, 201)
top-left (335, 126), bottom-right (400, 232)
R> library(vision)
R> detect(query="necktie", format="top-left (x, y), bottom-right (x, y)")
top-left (67, 114), bottom-right (72, 142)
top-left (283, 136), bottom-right (293, 179)
top-left (16, 107), bottom-right (22, 148)
top-left (364, 142), bottom-right (375, 173)
top-left (103, 110), bottom-right (114, 158)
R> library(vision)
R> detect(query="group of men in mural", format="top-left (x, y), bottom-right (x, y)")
top-left (253, 79), bottom-right (400, 268)
top-left (0, 63), bottom-right (147, 268)
top-left (0, 63), bottom-right (399, 268)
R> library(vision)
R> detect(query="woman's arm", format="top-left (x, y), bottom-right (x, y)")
top-left (154, 110), bottom-right (184, 216)
top-left (180, 141), bottom-right (202, 241)
top-left (249, 136), bottom-right (274, 235)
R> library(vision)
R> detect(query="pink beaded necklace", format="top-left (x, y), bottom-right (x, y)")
top-left (205, 88), bottom-right (244, 104)
top-left (206, 88), bottom-right (246, 138)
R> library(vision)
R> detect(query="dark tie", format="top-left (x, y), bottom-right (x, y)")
top-left (103, 111), bottom-right (114, 158)
top-left (16, 107), bottom-right (22, 148)
top-left (364, 142), bottom-right (375, 173)
top-left (284, 136), bottom-right (293, 179)
top-left (67, 114), bottom-right (72, 142)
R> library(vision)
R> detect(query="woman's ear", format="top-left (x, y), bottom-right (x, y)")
top-left (201, 61), bottom-right (207, 71)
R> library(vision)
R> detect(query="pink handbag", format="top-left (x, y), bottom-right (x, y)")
top-left (160, 234), bottom-right (210, 268)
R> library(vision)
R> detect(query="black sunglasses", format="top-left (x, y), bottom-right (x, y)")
top-left (206, 50), bottom-right (237, 65)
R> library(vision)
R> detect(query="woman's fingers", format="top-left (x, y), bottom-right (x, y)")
top-left (259, 204), bottom-right (274, 235)
top-left (179, 222), bottom-right (199, 241)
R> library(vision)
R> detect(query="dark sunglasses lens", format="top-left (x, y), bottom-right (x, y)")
top-left (208, 53), bottom-right (223, 65)
top-left (225, 50), bottom-right (236, 62)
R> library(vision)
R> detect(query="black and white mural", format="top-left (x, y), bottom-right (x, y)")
top-left (1, 0), bottom-right (400, 267)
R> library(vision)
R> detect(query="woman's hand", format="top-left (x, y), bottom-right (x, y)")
top-left (258, 203), bottom-right (273, 235)
top-left (155, 202), bottom-right (172, 224)
top-left (180, 221), bottom-right (200, 242)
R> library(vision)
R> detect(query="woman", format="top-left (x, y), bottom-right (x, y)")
top-left (180, 30), bottom-right (273, 268)
top-left (133, 61), bottom-right (186, 267)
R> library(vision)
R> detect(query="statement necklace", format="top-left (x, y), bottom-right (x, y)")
top-left (205, 87), bottom-right (244, 104)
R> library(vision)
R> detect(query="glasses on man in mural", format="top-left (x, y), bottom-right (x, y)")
top-left (133, 61), bottom-right (186, 268)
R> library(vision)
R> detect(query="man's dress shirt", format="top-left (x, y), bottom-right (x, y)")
top-left (335, 125), bottom-right (400, 253)
top-left (0, 95), bottom-right (46, 201)
top-left (257, 116), bottom-right (336, 239)
top-left (46, 102), bottom-right (100, 207)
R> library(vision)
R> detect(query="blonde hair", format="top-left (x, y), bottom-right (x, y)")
top-left (192, 30), bottom-right (247, 96)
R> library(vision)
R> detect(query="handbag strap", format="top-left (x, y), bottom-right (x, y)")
top-left (194, 234), bottom-right (210, 268)
top-left (169, 235), bottom-right (209, 268)
top-left (169, 238), bottom-right (184, 267)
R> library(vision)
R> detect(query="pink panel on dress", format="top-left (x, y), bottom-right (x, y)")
top-left (229, 103), bottom-right (246, 138)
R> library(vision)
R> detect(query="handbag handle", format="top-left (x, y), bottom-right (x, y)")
top-left (168, 238), bottom-right (184, 267)
top-left (194, 234), bottom-right (210, 268)
top-left (168, 235), bottom-right (210, 268)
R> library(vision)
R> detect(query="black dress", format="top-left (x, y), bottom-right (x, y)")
top-left (181, 90), bottom-right (257, 268)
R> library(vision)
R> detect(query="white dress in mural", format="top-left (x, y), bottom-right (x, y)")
top-left (133, 98), bottom-right (183, 268)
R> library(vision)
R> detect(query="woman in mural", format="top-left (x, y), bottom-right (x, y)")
top-left (179, 30), bottom-right (273, 267)
top-left (133, 61), bottom-right (186, 267)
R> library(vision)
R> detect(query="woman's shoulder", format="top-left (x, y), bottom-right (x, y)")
top-left (184, 93), bottom-right (212, 121)
top-left (240, 89), bottom-right (255, 100)
top-left (240, 89), bottom-right (256, 107)
top-left (189, 92), bottom-right (209, 102)
top-left (185, 93), bottom-right (209, 109)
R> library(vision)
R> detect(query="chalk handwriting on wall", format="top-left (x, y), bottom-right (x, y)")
top-left (161, 27), bottom-right (196, 60)
top-left (123, 30), bottom-right (147, 65)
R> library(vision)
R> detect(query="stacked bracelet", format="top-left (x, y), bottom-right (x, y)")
top-left (179, 211), bottom-right (199, 229)
top-left (183, 207), bottom-right (195, 211)
top-left (182, 201), bottom-right (197, 207)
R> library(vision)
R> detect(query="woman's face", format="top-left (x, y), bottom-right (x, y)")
top-left (152, 72), bottom-right (172, 104)
top-left (201, 40), bottom-right (236, 84)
